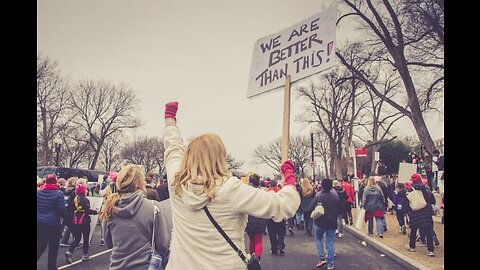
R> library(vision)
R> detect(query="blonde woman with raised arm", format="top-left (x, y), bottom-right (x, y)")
top-left (162, 101), bottom-right (300, 270)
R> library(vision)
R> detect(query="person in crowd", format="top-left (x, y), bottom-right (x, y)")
top-left (145, 171), bottom-right (161, 201)
top-left (409, 152), bottom-right (420, 164)
top-left (156, 177), bottom-right (170, 201)
top-left (37, 178), bottom-right (45, 191)
top-left (308, 178), bottom-right (339, 270)
top-left (432, 150), bottom-right (444, 192)
top-left (65, 184), bottom-right (99, 263)
top-left (245, 174), bottom-right (268, 261)
top-left (265, 180), bottom-right (288, 255)
top-left (101, 164), bottom-right (173, 270)
top-left (60, 177), bottom-right (78, 247)
top-left (362, 176), bottom-right (385, 238)
top-left (391, 182), bottom-right (408, 235)
top-left (405, 173), bottom-right (436, 257)
top-left (332, 180), bottom-right (347, 238)
top-left (91, 183), bottom-right (101, 197)
top-left (58, 178), bottom-right (67, 193)
top-left (300, 178), bottom-right (316, 237)
top-left (358, 177), bottom-right (367, 205)
top-left (376, 159), bottom-right (387, 176)
top-left (105, 172), bottom-right (118, 197)
top-left (375, 176), bottom-right (389, 232)
top-left (37, 174), bottom-right (67, 270)
top-left (294, 183), bottom-right (305, 230)
top-left (341, 176), bottom-right (354, 225)
top-left (387, 177), bottom-right (396, 213)
top-left (162, 101), bottom-right (300, 269)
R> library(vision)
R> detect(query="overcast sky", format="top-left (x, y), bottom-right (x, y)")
top-left (37, 0), bottom-right (444, 176)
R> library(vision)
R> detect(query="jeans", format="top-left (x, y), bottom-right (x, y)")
top-left (68, 223), bottom-right (91, 255)
top-left (367, 217), bottom-right (384, 235)
top-left (295, 210), bottom-right (304, 225)
top-left (315, 225), bottom-right (335, 267)
top-left (337, 215), bottom-right (344, 234)
top-left (303, 210), bottom-right (313, 233)
top-left (395, 210), bottom-right (405, 227)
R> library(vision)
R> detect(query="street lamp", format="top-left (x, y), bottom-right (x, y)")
top-left (54, 138), bottom-right (62, 167)
top-left (310, 127), bottom-right (315, 182)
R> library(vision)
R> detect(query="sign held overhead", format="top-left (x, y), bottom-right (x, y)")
top-left (247, 5), bottom-right (337, 98)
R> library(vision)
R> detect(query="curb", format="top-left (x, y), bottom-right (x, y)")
top-left (344, 225), bottom-right (431, 270)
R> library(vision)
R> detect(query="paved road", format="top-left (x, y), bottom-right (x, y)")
top-left (38, 224), bottom-right (408, 270)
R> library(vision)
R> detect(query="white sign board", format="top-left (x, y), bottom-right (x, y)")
top-left (97, 174), bottom-right (104, 185)
top-left (374, 152), bottom-right (380, 161)
top-left (87, 196), bottom-right (104, 243)
top-left (397, 163), bottom-right (417, 183)
top-left (247, 5), bottom-right (337, 98)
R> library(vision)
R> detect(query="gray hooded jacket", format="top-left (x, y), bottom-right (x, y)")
top-left (103, 190), bottom-right (172, 270)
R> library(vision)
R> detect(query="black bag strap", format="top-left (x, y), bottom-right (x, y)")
top-left (203, 206), bottom-right (248, 264)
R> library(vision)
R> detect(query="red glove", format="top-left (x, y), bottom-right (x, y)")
top-left (165, 101), bottom-right (179, 121)
top-left (280, 160), bottom-right (295, 186)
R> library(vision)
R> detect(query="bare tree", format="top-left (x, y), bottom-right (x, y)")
top-left (226, 154), bottom-right (244, 172)
top-left (313, 129), bottom-right (331, 178)
top-left (297, 69), bottom-right (362, 178)
top-left (253, 136), bottom-right (310, 177)
top-left (120, 136), bottom-right (164, 174)
top-left (337, 0), bottom-right (444, 155)
top-left (37, 54), bottom-right (71, 166)
top-left (69, 80), bottom-right (141, 169)
top-left (99, 134), bottom-right (123, 172)
top-left (56, 125), bottom-right (91, 168)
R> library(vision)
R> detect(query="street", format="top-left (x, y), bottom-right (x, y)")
top-left (38, 223), bottom-right (408, 270)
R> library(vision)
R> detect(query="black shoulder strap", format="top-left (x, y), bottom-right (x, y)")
top-left (203, 206), bottom-right (248, 264)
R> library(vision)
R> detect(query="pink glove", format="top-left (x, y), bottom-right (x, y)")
top-left (280, 160), bottom-right (295, 186)
top-left (165, 101), bottom-right (179, 121)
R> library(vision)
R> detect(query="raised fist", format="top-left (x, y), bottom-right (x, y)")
top-left (165, 101), bottom-right (179, 120)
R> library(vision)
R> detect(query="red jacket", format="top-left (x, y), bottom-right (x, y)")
top-left (342, 182), bottom-right (355, 204)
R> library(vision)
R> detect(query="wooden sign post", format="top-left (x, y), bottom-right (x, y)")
top-left (281, 75), bottom-right (291, 163)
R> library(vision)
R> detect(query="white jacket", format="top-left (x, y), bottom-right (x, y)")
top-left (163, 125), bottom-right (300, 270)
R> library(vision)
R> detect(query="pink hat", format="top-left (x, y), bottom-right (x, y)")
top-left (109, 172), bottom-right (119, 182)
top-left (411, 173), bottom-right (422, 183)
top-left (76, 184), bottom-right (87, 195)
top-left (46, 174), bottom-right (57, 184)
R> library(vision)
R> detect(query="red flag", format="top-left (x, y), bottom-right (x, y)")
top-left (355, 148), bottom-right (367, 157)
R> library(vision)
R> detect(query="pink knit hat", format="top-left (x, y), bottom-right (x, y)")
top-left (75, 184), bottom-right (87, 195)
top-left (410, 173), bottom-right (422, 183)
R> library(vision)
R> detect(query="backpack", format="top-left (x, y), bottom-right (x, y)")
top-left (407, 186), bottom-right (427, 211)
top-left (73, 196), bottom-right (86, 225)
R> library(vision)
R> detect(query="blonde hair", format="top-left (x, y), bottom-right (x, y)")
top-left (67, 177), bottom-right (77, 187)
top-left (99, 164), bottom-right (146, 221)
top-left (367, 176), bottom-right (376, 187)
top-left (173, 133), bottom-right (228, 201)
top-left (76, 178), bottom-right (87, 186)
top-left (300, 178), bottom-right (314, 197)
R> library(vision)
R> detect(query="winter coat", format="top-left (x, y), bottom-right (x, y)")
top-left (406, 183), bottom-right (435, 228)
top-left (146, 185), bottom-right (161, 201)
top-left (163, 125), bottom-right (300, 270)
top-left (37, 189), bottom-right (66, 225)
top-left (308, 189), bottom-right (340, 230)
top-left (300, 188), bottom-right (315, 212)
top-left (333, 186), bottom-right (347, 215)
top-left (342, 182), bottom-right (355, 204)
top-left (362, 185), bottom-right (385, 212)
top-left (157, 183), bottom-right (170, 201)
top-left (63, 186), bottom-right (76, 225)
top-left (72, 195), bottom-right (97, 225)
top-left (103, 190), bottom-right (173, 270)
top-left (246, 215), bottom-right (267, 234)
top-left (391, 190), bottom-right (407, 211)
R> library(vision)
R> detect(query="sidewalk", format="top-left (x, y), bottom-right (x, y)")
top-left (345, 208), bottom-right (444, 270)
